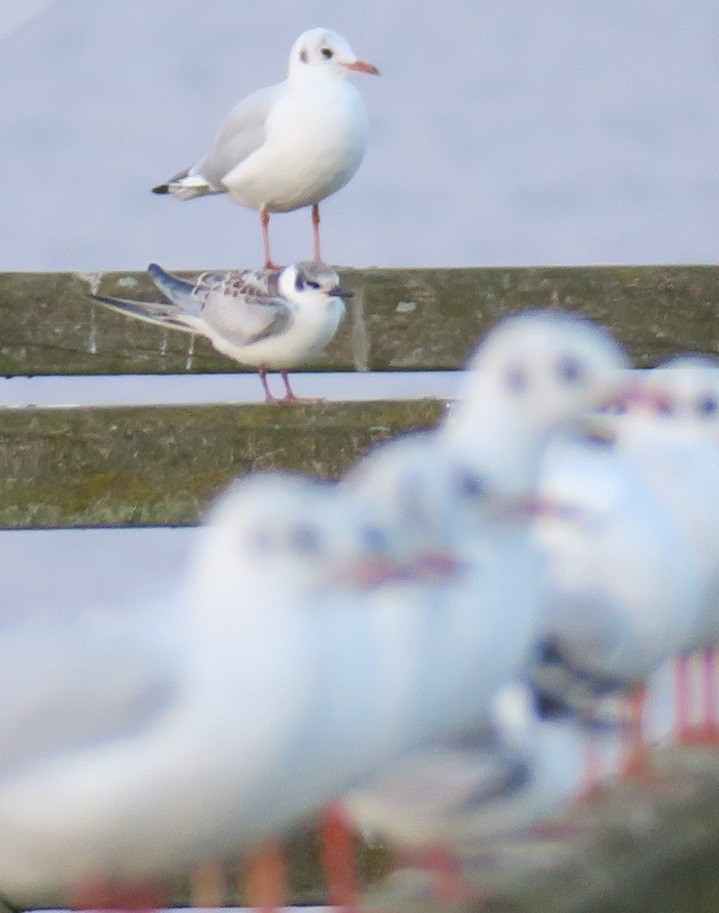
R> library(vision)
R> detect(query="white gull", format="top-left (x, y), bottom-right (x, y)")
top-left (152, 28), bottom-right (379, 267)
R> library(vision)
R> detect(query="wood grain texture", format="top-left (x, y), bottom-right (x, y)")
top-left (0, 399), bottom-right (445, 528)
top-left (0, 266), bottom-right (716, 376)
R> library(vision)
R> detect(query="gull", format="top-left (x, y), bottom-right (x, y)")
top-left (152, 28), bottom-right (379, 267)
top-left (0, 473), bottom-right (419, 906)
top-left (617, 359), bottom-right (719, 745)
top-left (344, 684), bottom-right (613, 904)
top-left (92, 261), bottom-right (348, 403)
top-left (529, 432), bottom-right (705, 776)
top-left (442, 310), bottom-right (631, 496)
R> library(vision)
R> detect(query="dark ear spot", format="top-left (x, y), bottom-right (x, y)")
top-left (295, 270), bottom-right (305, 292)
top-left (300, 48), bottom-right (308, 63)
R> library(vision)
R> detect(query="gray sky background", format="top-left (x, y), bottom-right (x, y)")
top-left (2, 0), bottom-right (718, 606)
top-left (2, 0), bottom-right (718, 272)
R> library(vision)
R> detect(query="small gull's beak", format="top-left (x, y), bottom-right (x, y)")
top-left (411, 550), bottom-right (468, 582)
top-left (329, 284), bottom-right (354, 298)
top-left (345, 60), bottom-right (380, 75)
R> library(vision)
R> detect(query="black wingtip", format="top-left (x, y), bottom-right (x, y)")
top-left (152, 184), bottom-right (170, 195)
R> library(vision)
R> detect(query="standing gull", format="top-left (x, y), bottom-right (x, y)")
top-left (93, 261), bottom-right (348, 403)
top-left (152, 28), bottom-right (379, 267)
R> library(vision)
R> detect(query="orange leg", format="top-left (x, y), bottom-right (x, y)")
top-left (245, 839), bottom-right (287, 913)
top-left (319, 802), bottom-right (358, 913)
top-left (675, 654), bottom-right (692, 743)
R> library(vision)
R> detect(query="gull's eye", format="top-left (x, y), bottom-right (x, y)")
top-left (455, 470), bottom-right (487, 501)
top-left (288, 524), bottom-right (323, 555)
top-left (305, 279), bottom-right (320, 290)
top-left (696, 393), bottom-right (719, 417)
top-left (320, 47), bottom-right (334, 59)
top-left (360, 525), bottom-right (389, 553)
top-left (248, 528), bottom-right (273, 553)
top-left (556, 354), bottom-right (585, 385)
top-left (505, 365), bottom-right (528, 394)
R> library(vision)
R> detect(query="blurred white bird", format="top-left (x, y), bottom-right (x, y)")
top-left (442, 310), bottom-right (631, 496)
top-left (0, 473), bottom-right (437, 906)
top-left (344, 683), bottom-right (619, 903)
top-left (529, 433), bottom-right (705, 776)
top-left (617, 359), bottom-right (719, 745)
top-left (93, 261), bottom-right (348, 403)
top-left (152, 28), bottom-right (379, 267)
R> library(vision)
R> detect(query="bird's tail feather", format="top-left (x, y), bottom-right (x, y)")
top-left (91, 294), bottom-right (198, 336)
top-left (151, 169), bottom-right (216, 200)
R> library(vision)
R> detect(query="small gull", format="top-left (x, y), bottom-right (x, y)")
top-left (92, 261), bottom-right (348, 403)
top-left (152, 28), bottom-right (379, 267)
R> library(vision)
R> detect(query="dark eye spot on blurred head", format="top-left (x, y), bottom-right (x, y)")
top-left (455, 470), bottom-right (487, 501)
top-left (697, 393), bottom-right (718, 418)
top-left (321, 47), bottom-right (334, 59)
top-left (505, 365), bottom-right (528, 394)
top-left (288, 524), bottom-right (322, 555)
top-left (556, 354), bottom-right (585, 385)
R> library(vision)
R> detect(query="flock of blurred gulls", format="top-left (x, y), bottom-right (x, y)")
top-left (9, 21), bottom-right (719, 913)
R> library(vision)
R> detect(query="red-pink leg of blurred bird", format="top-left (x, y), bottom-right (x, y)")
top-left (73, 878), bottom-right (165, 912)
top-left (622, 685), bottom-right (650, 778)
top-left (319, 802), bottom-right (358, 913)
top-left (403, 846), bottom-right (470, 904)
top-left (683, 647), bottom-right (719, 745)
top-left (675, 654), bottom-right (692, 743)
top-left (260, 207), bottom-right (280, 269)
top-left (311, 203), bottom-right (323, 263)
top-left (699, 647), bottom-right (719, 742)
top-left (579, 725), bottom-right (604, 799)
top-left (245, 839), bottom-right (287, 913)
top-left (72, 878), bottom-right (111, 911)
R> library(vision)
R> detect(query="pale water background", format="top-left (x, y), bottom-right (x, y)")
top-left (1, 0), bottom-right (717, 603)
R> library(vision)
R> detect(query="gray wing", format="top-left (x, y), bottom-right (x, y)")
top-left (0, 609), bottom-right (180, 775)
top-left (197, 271), bottom-right (293, 347)
top-left (192, 84), bottom-right (281, 188)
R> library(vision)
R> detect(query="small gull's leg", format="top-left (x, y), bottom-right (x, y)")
top-left (311, 203), bottom-right (323, 263)
top-left (675, 654), bottom-right (693, 744)
top-left (622, 684), bottom-right (651, 779)
top-left (279, 370), bottom-right (324, 405)
top-left (258, 366), bottom-right (279, 404)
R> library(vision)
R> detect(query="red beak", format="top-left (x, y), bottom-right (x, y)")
top-left (345, 60), bottom-right (380, 75)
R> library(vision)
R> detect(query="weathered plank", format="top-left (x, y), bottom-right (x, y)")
top-left (0, 266), bottom-right (716, 376)
top-left (0, 400), bottom-right (444, 528)
top-left (361, 748), bottom-right (719, 913)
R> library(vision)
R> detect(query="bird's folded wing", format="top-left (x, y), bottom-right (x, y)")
top-left (0, 611), bottom-right (181, 775)
top-left (92, 294), bottom-right (199, 335)
top-left (202, 292), bottom-right (293, 347)
top-left (195, 84), bottom-right (281, 187)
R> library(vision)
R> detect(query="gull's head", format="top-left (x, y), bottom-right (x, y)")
top-left (626, 356), bottom-right (719, 443)
top-left (345, 432), bottom-right (536, 578)
top-left (288, 28), bottom-right (379, 80)
top-left (455, 310), bottom-right (629, 434)
top-left (190, 472), bottom-right (401, 608)
top-left (279, 262), bottom-right (352, 307)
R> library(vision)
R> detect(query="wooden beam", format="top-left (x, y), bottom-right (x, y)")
top-left (0, 400), bottom-right (444, 528)
top-left (0, 266), bottom-right (716, 376)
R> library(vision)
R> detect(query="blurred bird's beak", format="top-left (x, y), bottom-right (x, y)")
top-left (412, 550), bottom-right (468, 582)
top-left (332, 555), bottom-right (405, 590)
top-left (330, 284), bottom-right (354, 298)
top-left (345, 60), bottom-right (380, 75)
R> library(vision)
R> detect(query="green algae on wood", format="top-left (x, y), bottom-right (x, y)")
top-left (0, 399), bottom-right (444, 528)
top-left (0, 266), bottom-right (716, 376)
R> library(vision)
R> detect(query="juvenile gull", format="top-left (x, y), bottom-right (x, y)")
top-left (93, 261), bottom-right (348, 403)
top-left (152, 28), bottom-right (379, 267)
